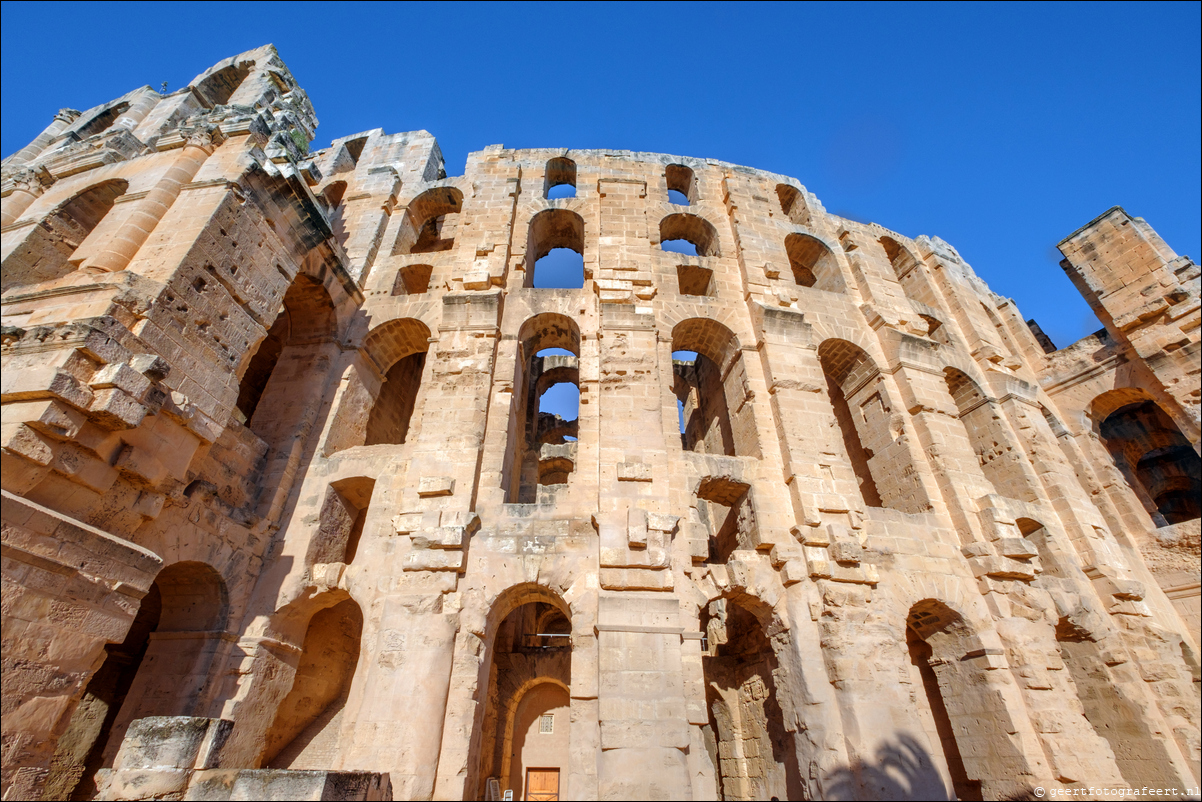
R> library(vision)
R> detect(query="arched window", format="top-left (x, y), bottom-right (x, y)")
top-left (261, 598), bottom-right (363, 768)
top-left (1, 179), bottom-right (128, 291)
top-left (362, 318), bottom-right (433, 446)
top-left (817, 339), bottom-right (883, 508)
top-left (71, 103), bottom-right (130, 139)
top-left (235, 273), bottom-right (337, 431)
top-left (392, 187), bottom-right (463, 256)
top-left (1094, 392), bottom-right (1201, 525)
top-left (785, 232), bottom-right (842, 291)
top-left (665, 163), bottom-right (696, 206)
top-left (671, 319), bottom-right (759, 458)
top-left (526, 209), bottom-right (585, 289)
top-left (192, 62), bottom-right (252, 107)
top-left (544, 157), bottom-right (576, 199)
top-left (944, 367), bottom-right (1036, 501)
top-left (660, 213), bottom-right (719, 257)
top-left (775, 184), bottom-right (810, 226)
top-left (880, 235), bottom-right (920, 279)
top-left (505, 315), bottom-right (581, 502)
top-left (322, 181), bottom-right (349, 246)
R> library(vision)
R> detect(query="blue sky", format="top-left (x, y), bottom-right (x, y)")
top-left (3, 1), bottom-right (1199, 355)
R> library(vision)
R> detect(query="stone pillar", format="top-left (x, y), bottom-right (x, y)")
top-left (596, 595), bottom-right (691, 801)
top-left (339, 599), bottom-right (458, 799)
top-left (84, 124), bottom-right (223, 273)
top-left (780, 582), bottom-right (850, 797)
top-left (4, 108), bottom-right (79, 167)
top-left (111, 89), bottom-right (160, 134)
top-left (566, 591), bottom-right (601, 801)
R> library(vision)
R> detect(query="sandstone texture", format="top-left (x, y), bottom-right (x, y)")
top-left (1, 45), bottom-right (1199, 801)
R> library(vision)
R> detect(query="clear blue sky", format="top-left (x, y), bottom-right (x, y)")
top-left (3, 1), bottom-right (1199, 352)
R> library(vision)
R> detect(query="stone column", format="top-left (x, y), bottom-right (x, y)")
top-left (339, 599), bottom-right (459, 799)
top-left (4, 108), bottom-right (79, 167)
top-left (111, 89), bottom-right (160, 134)
top-left (85, 124), bottom-right (224, 273)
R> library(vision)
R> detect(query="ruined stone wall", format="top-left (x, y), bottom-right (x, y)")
top-left (2, 46), bottom-right (1199, 802)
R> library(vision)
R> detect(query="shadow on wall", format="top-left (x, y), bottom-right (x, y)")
top-left (823, 733), bottom-right (1006, 801)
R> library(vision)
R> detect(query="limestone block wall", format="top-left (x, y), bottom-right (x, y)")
top-left (2, 45), bottom-right (1199, 802)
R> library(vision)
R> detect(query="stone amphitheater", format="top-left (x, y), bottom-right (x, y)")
top-left (1, 45), bottom-right (1198, 801)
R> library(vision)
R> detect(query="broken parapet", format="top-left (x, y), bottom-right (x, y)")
top-left (96, 717), bottom-right (391, 801)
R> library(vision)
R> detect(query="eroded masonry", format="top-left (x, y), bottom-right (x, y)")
top-left (2, 45), bottom-right (1199, 802)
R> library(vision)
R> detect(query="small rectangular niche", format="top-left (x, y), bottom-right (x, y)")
top-left (392, 264), bottom-right (433, 296)
top-left (677, 263), bottom-right (715, 297)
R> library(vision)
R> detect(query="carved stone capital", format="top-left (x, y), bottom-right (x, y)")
top-left (179, 123), bottom-right (226, 152)
top-left (7, 166), bottom-right (54, 196)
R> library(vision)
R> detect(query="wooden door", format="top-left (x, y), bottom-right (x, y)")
top-left (525, 768), bottom-right (559, 801)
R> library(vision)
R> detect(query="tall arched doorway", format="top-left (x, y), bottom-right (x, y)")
top-left (701, 596), bottom-right (801, 800)
top-left (476, 593), bottom-right (572, 801)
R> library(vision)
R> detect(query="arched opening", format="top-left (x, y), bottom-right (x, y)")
top-left (391, 263), bottom-right (433, 296)
top-left (775, 184), bottom-right (810, 226)
top-left (367, 353), bottom-right (426, 444)
top-left (1095, 392), bottom-right (1201, 525)
top-left (701, 596), bottom-right (802, 800)
top-left (666, 163), bottom-right (696, 206)
top-left (308, 477), bottom-right (376, 566)
top-left (259, 599), bottom-right (362, 769)
top-left (1, 178), bottom-right (128, 291)
top-left (785, 232), bottom-right (842, 291)
top-left (671, 319), bottom-right (759, 458)
top-left (817, 340), bottom-right (884, 508)
top-left (235, 273), bottom-right (337, 434)
top-left (1054, 617), bottom-right (1182, 789)
top-left (880, 236), bottom-right (920, 279)
top-left (392, 187), bottom-right (463, 256)
top-left (475, 590), bottom-right (572, 802)
top-left (342, 136), bottom-right (368, 164)
top-left (43, 584), bottom-right (161, 800)
top-left (979, 301), bottom-right (1020, 362)
top-left (944, 367), bottom-right (1036, 502)
top-left (83, 563), bottom-right (229, 777)
top-left (260, 598), bottom-right (363, 768)
top-left (660, 213), bottom-right (719, 257)
top-left (693, 474), bottom-right (757, 564)
top-left (505, 315), bottom-right (581, 502)
top-left (72, 103), bottom-right (130, 139)
top-left (906, 623), bottom-right (980, 801)
top-left (544, 157), bottom-right (577, 199)
top-left (363, 318), bottom-right (433, 447)
top-left (192, 62), bottom-right (252, 107)
top-left (322, 181), bottom-right (349, 246)
top-left (527, 208), bottom-right (585, 289)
